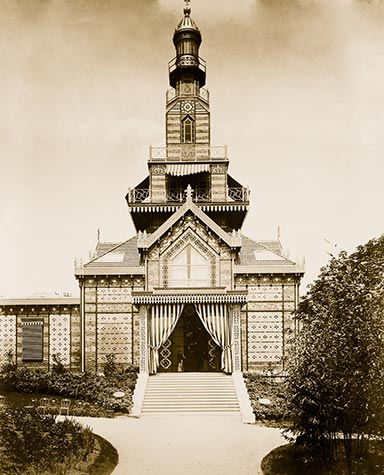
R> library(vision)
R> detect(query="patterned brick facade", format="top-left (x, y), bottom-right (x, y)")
top-left (0, 300), bottom-right (81, 371)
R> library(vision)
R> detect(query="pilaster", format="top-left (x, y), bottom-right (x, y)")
top-left (232, 303), bottom-right (242, 372)
top-left (139, 305), bottom-right (148, 373)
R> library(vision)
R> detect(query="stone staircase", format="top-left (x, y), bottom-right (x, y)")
top-left (141, 372), bottom-right (241, 416)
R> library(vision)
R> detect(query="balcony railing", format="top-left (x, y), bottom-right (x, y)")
top-left (149, 145), bottom-right (227, 161)
top-left (167, 190), bottom-right (211, 202)
top-left (127, 186), bottom-right (249, 204)
top-left (166, 87), bottom-right (209, 103)
top-left (127, 188), bottom-right (150, 204)
top-left (228, 187), bottom-right (250, 202)
top-left (168, 56), bottom-right (206, 75)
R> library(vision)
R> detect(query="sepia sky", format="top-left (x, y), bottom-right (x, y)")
top-left (1, 0), bottom-right (383, 297)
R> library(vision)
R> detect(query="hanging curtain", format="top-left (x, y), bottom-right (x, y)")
top-left (195, 303), bottom-right (233, 373)
top-left (148, 304), bottom-right (184, 374)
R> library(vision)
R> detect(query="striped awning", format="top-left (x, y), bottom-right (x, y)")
top-left (165, 163), bottom-right (210, 176)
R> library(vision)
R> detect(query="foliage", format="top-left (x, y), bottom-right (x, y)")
top-left (0, 350), bottom-right (17, 375)
top-left (284, 235), bottom-right (384, 469)
top-left (102, 353), bottom-right (119, 380)
top-left (89, 434), bottom-right (119, 475)
top-left (51, 353), bottom-right (67, 376)
top-left (0, 408), bottom-right (95, 475)
top-left (261, 441), bottom-right (384, 475)
top-left (0, 356), bottom-right (138, 414)
top-left (243, 372), bottom-right (288, 423)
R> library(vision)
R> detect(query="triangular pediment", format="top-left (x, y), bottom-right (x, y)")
top-left (137, 190), bottom-right (241, 250)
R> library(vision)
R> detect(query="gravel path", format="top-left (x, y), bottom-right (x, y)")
top-left (76, 415), bottom-right (285, 475)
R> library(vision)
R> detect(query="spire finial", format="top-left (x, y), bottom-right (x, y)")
top-left (185, 184), bottom-right (194, 203)
top-left (184, 0), bottom-right (191, 16)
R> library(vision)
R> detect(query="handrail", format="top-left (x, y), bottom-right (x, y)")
top-left (127, 186), bottom-right (249, 204)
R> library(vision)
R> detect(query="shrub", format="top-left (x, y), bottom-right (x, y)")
top-left (0, 408), bottom-right (95, 475)
top-left (0, 355), bottom-right (138, 414)
top-left (244, 372), bottom-right (289, 423)
top-left (284, 235), bottom-right (384, 466)
top-left (51, 353), bottom-right (67, 376)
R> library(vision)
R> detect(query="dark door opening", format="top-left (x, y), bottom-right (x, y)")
top-left (158, 305), bottom-right (220, 372)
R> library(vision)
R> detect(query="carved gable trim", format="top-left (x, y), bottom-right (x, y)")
top-left (159, 227), bottom-right (219, 289)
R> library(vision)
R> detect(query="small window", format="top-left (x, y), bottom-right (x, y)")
top-left (182, 116), bottom-right (195, 143)
top-left (22, 319), bottom-right (43, 361)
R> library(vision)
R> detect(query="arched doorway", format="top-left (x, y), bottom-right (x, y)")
top-left (158, 304), bottom-right (220, 372)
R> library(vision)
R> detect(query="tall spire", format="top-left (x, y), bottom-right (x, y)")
top-left (169, 0), bottom-right (205, 88)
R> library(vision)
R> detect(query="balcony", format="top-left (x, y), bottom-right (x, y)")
top-left (149, 145), bottom-right (227, 162)
top-left (168, 56), bottom-right (206, 75)
top-left (126, 186), bottom-right (249, 205)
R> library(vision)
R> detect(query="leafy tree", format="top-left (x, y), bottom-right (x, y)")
top-left (284, 235), bottom-right (384, 469)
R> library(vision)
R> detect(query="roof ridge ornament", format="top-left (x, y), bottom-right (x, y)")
top-left (185, 184), bottom-right (194, 203)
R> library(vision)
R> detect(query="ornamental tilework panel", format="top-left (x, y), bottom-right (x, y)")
top-left (97, 303), bottom-right (132, 313)
top-left (247, 302), bottom-right (284, 312)
top-left (49, 314), bottom-right (70, 365)
top-left (133, 310), bottom-right (141, 368)
top-left (84, 289), bottom-right (96, 303)
top-left (247, 310), bottom-right (283, 363)
top-left (0, 315), bottom-right (16, 363)
top-left (97, 287), bottom-right (132, 302)
top-left (283, 286), bottom-right (295, 300)
top-left (97, 313), bottom-right (132, 366)
top-left (248, 347), bottom-right (282, 362)
top-left (284, 302), bottom-right (295, 311)
top-left (248, 286), bottom-right (283, 301)
top-left (249, 321), bottom-right (281, 333)
top-left (248, 312), bottom-right (282, 323)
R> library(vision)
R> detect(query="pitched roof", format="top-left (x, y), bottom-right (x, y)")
top-left (236, 235), bottom-right (304, 274)
top-left (75, 236), bottom-right (144, 275)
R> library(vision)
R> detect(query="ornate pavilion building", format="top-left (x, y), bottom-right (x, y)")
top-left (74, 5), bottom-right (304, 377)
top-left (0, 6), bottom-right (303, 404)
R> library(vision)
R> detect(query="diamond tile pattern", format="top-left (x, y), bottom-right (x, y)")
top-left (97, 314), bottom-right (132, 365)
top-left (0, 315), bottom-right (16, 361)
top-left (49, 314), bottom-right (70, 365)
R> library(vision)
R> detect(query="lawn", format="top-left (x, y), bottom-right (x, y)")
top-left (261, 442), bottom-right (384, 475)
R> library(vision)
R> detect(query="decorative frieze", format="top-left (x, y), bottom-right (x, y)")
top-left (211, 164), bottom-right (226, 174)
top-left (151, 165), bottom-right (166, 175)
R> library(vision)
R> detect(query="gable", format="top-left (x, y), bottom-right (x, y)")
top-left (137, 189), bottom-right (241, 250)
top-left (144, 212), bottom-right (231, 289)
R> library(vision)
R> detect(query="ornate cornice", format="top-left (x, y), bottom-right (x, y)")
top-left (132, 290), bottom-right (247, 305)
